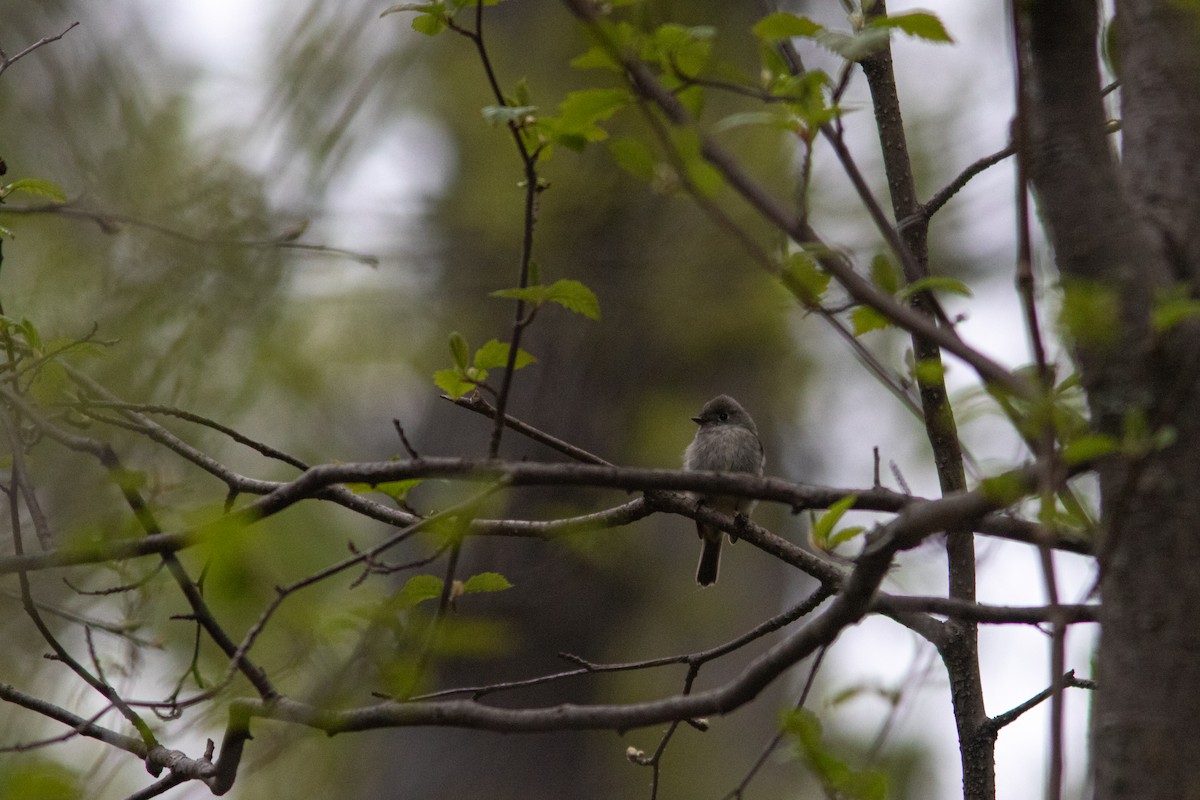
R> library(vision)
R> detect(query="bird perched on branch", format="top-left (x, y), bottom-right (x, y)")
top-left (683, 395), bottom-right (764, 586)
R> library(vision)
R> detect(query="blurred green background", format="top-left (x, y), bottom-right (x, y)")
top-left (0, 2), bottom-right (1095, 799)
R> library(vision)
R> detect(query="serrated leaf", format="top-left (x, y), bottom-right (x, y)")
top-left (0, 178), bottom-right (67, 203)
top-left (492, 280), bottom-right (600, 320)
top-left (753, 12), bottom-right (824, 41)
top-left (473, 339), bottom-right (537, 370)
top-left (434, 368), bottom-right (475, 399)
top-left (448, 331), bottom-right (470, 370)
top-left (396, 575), bottom-right (445, 609)
top-left (870, 11), bottom-right (954, 44)
top-left (549, 88), bottom-right (631, 144)
top-left (544, 279), bottom-right (601, 320)
top-left (781, 252), bottom-right (831, 305)
top-left (851, 306), bottom-right (890, 335)
top-left (462, 572), bottom-right (513, 593)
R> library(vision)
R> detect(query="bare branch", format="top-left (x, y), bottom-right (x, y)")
top-left (0, 22), bottom-right (79, 78)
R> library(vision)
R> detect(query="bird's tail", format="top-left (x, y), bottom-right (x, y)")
top-left (696, 536), bottom-right (722, 586)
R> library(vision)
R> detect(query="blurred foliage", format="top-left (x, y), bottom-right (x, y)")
top-left (0, 0), bottom-right (994, 798)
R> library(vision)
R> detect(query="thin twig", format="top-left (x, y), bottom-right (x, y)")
top-left (0, 21), bottom-right (79, 78)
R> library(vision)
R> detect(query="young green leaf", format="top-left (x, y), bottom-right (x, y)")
top-left (753, 12), bottom-right (824, 41)
top-left (491, 279), bottom-right (601, 321)
top-left (346, 479), bottom-right (423, 501)
top-left (544, 279), bottom-right (600, 320)
top-left (473, 339), bottom-right (537, 370)
top-left (869, 253), bottom-right (902, 295)
top-left (461, 572), bottom-right (513, 593)
top-left (448, 331), bottom-right (470, 370)
top-left (850, 306), bottom-right (890, 336)
top-left (0, 177), bottom-right (67, 203)
top-left (811, 494), bottom-right (858, 550)
top-left (434, 368), bottom-right (476, 399)
top-left (1060, 434), bottom-right (1120, 465)
top-left (396, 574), bottom-right (445, 609)
top-left (482, 105), bottom-right (538, 127)
top-left (781, 251), bottom-right (831, 305)
top-left (869, 11), bottom-right (954, 44)
top-left (898, 275), bottom-right (973, 301)
top-left (781, 708), bottom-right (888, 800)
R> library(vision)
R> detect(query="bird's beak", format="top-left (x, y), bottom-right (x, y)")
top-left (691, 416), bottom-right (703, 425)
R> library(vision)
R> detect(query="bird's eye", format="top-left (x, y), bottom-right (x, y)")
top-left (718, 411), bottom-right (729, 421)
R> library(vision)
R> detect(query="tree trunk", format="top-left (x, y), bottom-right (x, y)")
top-left (1026, 1), bottom-right (1200, 797)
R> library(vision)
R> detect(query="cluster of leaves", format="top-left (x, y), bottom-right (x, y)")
top-left (435, 278), bottom-right (599, 399)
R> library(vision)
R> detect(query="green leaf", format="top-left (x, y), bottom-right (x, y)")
top-left (818, 28), bottom-right (890, 61)
top-left (827, 525), bottom-right (866, 549)
top-left (434, 368), bottom-right (476, 399)
top-left (898, 275), bottom-right (973, 301)
top-left (1059, 279), bottom-right (1121, 346)
top-left (481, 104), bottom-right (538, 126)
top-left (1152, 288), bottom-right (1200, 332)
top-left (850, 306), bottom-right (890, 335)
top-left (571, 45), bottom-right (622, 71)
top-left (781, 708), bottom-right (888, 800)
top-left (978, 472), bottom-right (1030, 505)
top-left (411, 10), bottom-right (448, 35)
top-left (713, 110), bottom-right (795, 134)
top-left (869, 253), bottom-right (902, 295)
top-left (396, 574), bottom-right (445, 609)
top-left (753, 12), bottom-right (824, 41)
top-left (346, 479), bottom-right (423, 501)
top-left (649, 23), bottom-right (715, 76)
top-left (544, 279), bottom-right (601, 320)
top-left (462, 571), bottom-right (513, 593)
top-left (781, 251), bottom-right (831, 305)
top-left (911, 358), bottom-right (946, 384)
top-left (811, 495), bottom-right (857, 550)
top-left (870, 11), bottom-right (954, 44)
top-left (0, 177), bottom-right (67, 203)
top-left (381, 2), bottom-right (440, 16)
top-left (473, 338), bottom-right (537, 370)
top-left (448, 331), bottom-right (470, 370)
top-left (547, 88), bottom-right (631, 144)
top-left (608, 137), bottom-right (657, 181)
top-left (672, 128), bottom-right (724, 197)
top-left (1060, 434), bottom-right (1120, 465)
top-left (491, 279), bottom-right (601, 320)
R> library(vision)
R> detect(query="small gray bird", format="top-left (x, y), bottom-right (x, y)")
top-left (683, 395), bottom-right (765, 586)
